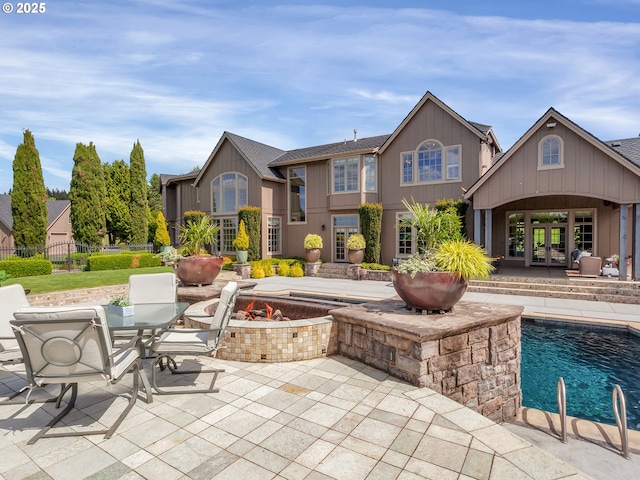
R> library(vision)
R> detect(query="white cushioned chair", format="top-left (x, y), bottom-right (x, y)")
top-left (148, 281), bottom-right (239, 394)
top-left (0, 284), bottom-right (30, 364)
top-left (6, 305), bottom-right (152, 444)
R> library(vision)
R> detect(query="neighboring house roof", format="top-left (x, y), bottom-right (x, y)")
top-left (194, 132), bottom-right (287, 186)
top-left (162, 172), bottom-right (198, 187)
top-left (0, 195), bottom-right (70, 231)
top-left (269, 134), bottom-right (391, 166)
top-left (378, 91), bottom-right (499, 155)
top-left (464, 107), bottom-right (640, 199)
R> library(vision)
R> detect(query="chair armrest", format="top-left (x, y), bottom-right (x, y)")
top-left (110, 335), bottom-right (141, 358)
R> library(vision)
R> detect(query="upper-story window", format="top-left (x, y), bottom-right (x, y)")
top-left (539, 135), bottom-right (564, 170)
top-left (364, 156), bottom-right (376, 192)
top-left (401, 140), bottom-right (461, 185)
top-left (289, 166), bottom-right (306, 223)
top-left (211, 173), bottom-right (247, 213)
top-left (333, 157), bottom-right (359, 193)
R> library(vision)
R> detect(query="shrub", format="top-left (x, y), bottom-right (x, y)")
top-left (361, 262), bottom-right (391, 271)
top-left (238, 206), bottom-right (261, 261)
top-left (183, 210), bottom-right (206, 226)
top-left (260, 260), bottom-right (274, 277)
top-left (0, 259), bottom-right (52, 277)
top-left (154, 211), bottom-right (171, 247)
top-left (251, 264), bottom-right (265, 279)
top-left (85, 253), bottom-right (161, 271)
top-left (232, 220), bottom-right (250, 250)
top-left (277, 261), bottom-right (290, 276)
top-left (347, 234), bottom-right (366, 250)
top-left (289, 263), bottom-right (304, 277)
top-left (359, 203), bottom-right (383, 263)
top-left (303, 233), bottom-right (323, 249)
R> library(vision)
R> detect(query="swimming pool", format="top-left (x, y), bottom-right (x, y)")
top-left (521, 320), bottom-right (640, 430)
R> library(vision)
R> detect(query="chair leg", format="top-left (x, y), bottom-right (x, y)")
top-left (151, 354), bottom-right (224, 395)
top-left (27, 383), bottom-right (78, 445)
top-left (137, 363), bottom-right (153, 404)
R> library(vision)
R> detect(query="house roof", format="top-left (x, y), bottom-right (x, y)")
top-left (269, 134), bottom-right (391, 166)
top-left (161, 172), bottom-right (198, 188)
top-left (378, 91), bottom-right (498, 155)
top-left (0, 194), bottom-right (70, 231)
top-left (464, 108), bottom-right (640, 199)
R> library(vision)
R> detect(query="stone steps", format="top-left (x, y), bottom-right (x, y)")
top-left (316, 263), bottom-right (350, 279)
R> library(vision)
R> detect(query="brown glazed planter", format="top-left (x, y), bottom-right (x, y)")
top-left (391, 267), bottom-right (468, 312)
top-left (305, 248), bottom-right (321, 263)
top-left (348, 249), bottom-right (365, 264)
top-left (175, 256), bottom-right (223, 286)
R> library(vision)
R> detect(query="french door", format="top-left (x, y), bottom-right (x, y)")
top-left (531, 225), bottom-right (567, 266)
top-left (332, 215), bottom-right (358, 262)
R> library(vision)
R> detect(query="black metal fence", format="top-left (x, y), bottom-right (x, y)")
top-left (0, 242), bottom-right (154, 273)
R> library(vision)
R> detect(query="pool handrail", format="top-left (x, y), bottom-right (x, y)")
top-left (612, 384), bottom-right (630, 459)
top-left (557, 377), bottom-right (567, 444)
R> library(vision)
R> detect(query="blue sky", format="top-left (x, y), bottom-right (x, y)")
top-left (1, 0), bottom-right (639, 194)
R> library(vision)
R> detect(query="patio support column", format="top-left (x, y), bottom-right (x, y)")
top-left (619, 204), bottom-right (628, 281)
top-left (633, 204), bottom-right (640, 281)
top-left (484, 210), bottom-right (493, 256)
top-left (474, 209), bottom-right (482, 246)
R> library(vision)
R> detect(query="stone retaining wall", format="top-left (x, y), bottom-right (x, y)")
top-left (28, 285), bottom-right (128, 306)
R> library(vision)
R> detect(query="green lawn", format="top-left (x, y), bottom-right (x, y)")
top-left (2, 266), bottom-right (174, 294)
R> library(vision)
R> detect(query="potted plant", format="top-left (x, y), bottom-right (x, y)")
top-left (107, 295), bottom-right (134, 317)
top-left (232, 220), bottom-right (250, 264)
top-left (304, 233), bottom-right (323, 263)
top-left (393, 198), bottom-right (494, 312)
top-left (158, 246), bottom-right (182, 267)
top-left (347, 233), bottom-right (366, 264)
top-left (175, 214), bottom-right (223, 286)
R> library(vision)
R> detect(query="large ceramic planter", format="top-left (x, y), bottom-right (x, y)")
top-left (236, 250), bottom-right (248, 264)
top-left (348, 249), bottom-right (364, 264)
top-left (176, 256), bottom-right (223, 286)
top-left (391, 267), bottom-right (468, 312)
top-left (305, 248), bottom-right (321, 263)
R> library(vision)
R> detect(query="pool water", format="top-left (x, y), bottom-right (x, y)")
top-left (521, 320), bottom-right (640, 430)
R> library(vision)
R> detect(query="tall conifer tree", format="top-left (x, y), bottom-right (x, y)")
top-left (11, 130), bottom-right (48, 250)
top-left (69, 142), bottom-right (106, 245)
top-left (104, 160), bottom-right (131, 244)
top-left (129, 140), bottom-right (149, 244)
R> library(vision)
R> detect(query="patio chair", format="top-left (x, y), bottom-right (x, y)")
top-left (0, 284), bottom-right (30, 364)
top-left (6, 305), bottom-right (152, 444)
top-left (111, 272), bottom-right (178, 346)
top-left (148, 281), bottom-right (239, 394)
top-left (579, 256), bottom-right (602, 278)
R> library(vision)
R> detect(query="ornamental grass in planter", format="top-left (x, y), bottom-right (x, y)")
top-left (175, 214), bottom-right (223, 286)
top-left (303, 233), bottom-right (323, 263)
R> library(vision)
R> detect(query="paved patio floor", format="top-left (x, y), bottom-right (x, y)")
top-left (1, 354), bottom-right (593, 480)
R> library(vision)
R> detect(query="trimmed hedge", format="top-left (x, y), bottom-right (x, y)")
top-left (86, 253), bottom-right (161, 271)
top-left (0, 259), bottom-right (53, 277)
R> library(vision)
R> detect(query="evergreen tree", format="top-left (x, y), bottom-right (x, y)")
top-left (69, 142), bottom-right (106, 245)
top-left (147, 173), bottom-right (163, 213)
top-left (129, 140), bottom-right (148, 244)
top-left (104, 160), bottom-right (131, 244)
top-left (11, 130), bottom-right (48, 251)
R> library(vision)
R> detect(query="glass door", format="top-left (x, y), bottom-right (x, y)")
top-left (531, 225), bottom-right (566, 266)
top-left (333, 215), bottom-right (358, 262)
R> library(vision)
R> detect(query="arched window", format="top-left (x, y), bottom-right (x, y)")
top-left (211, 173), bottom-right (248, 213)
top-left (539, 135), bottom-right (564, 169)
top-left (417, 140), bottom-right (443, 182)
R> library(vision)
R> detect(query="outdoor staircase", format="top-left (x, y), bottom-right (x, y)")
top-left (315, 263), bottom-right (640, 304)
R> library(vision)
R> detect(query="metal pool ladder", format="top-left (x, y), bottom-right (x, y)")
top-left (557, 377), bottom-right (630, 458)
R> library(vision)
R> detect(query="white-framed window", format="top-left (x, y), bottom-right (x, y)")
top-left (539, 135), bottom-right (564, 170)
top-left (401, 140), bottom-right (461, 185)
top-left (288, 166), bottom-right (306, 223)
top-left (216, 217), bottom-right (237, 254)
top-left (332, 157), bottom-right (359, 193)
top-left (396, 212), bottom-right (414, 257)
top-left (211, 173), bottom-right (247, 214)
top-left (507, 212), bottom-right (525, 259)
top-left (267, 216), bottom-right (281, 254)
top-left (364, 156), bottom-right (376, 192)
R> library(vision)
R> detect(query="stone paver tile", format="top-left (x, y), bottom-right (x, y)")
top-left (472, 424), bottom-right (531, 455)
top-left (298, 403), bottom-right (348, 428)
top-left (222, 377), bottom-right (268, 397)
top-left (197, 425), bottom-right (240, 449)
top-left (134, 458), bottom-right (183, 480)
top-left (283, 397), bottom-right (317, 416)
top-left (339, 435), bottom-right (387, 460)
top-left (2, 460), bottom-right (43, 480)
top-left (332, 411), bottom-right (364, 434)
top-left (122, 449), bottom-right (154, 469)
top-left (44, 445), bottom-right (117, 480)
top-left (244, 384), bottom-right (278, 402)
top-left (462, 449), bottom-right (494, 480)
top-left (377, 394), bottom-right (419, 417)
top-left (226, 438), bottom-right (255, 456)
top-left (427, 423), bottom-right (472, 446)
top-left (279, 462), bottom-right (312, 480)
top-left (163, 392), bottom-right (226, 418)
top-left (442, 406), bottom-right (496, 432)
top-left (145, 428), bottom-right (193, 456)
top-left (287, 417), bottom-right (329, 437)
top-left (431, 413), bottom-right (465, 431)
top-left (382, 449), bottom-right (411, 469)
top-left (329, 383), bottom-right (373, 403)
top-left (294, 438), bottom-right (336, 470)
top-left (99, 435), bottom-right (146, 460)
top-left (504, 446), bottom-right (583, 480)
top-left (289, 373), bottom-right (331, 391)
top-left (0, 443), bottom-right (32, 473)
top-left (411, 404), bottom-right (436, 424)
top-left (148, 402), bottom-right (198, 428)
top-left (244, 401), bottom-right (281, 419)
top-left (367, 461), bottom-right (402, 480)
top-left (120, 416), bottom-right (180, 448)
top-left (88, 461), bottom-right (131, 480)
top-left (214, 409), bottom-right (268, 437)
top-left (315, 445), bottom-right (378, 480)
top-left (321, 429), bottom-right (347, 445)
top-left (215, 457), bottom-right (278, 480)
top-left (260, 426), bottom-right (317, 460)
top-left (155, 436), bottom-right (219, 474)
top-left (186, 450), bottom-right (239, 480)
top-left (404, 418), bottom-right (430, 434)
top-left (243, 419), bottom-right (284, 444)
top-left (489, 456), bottom-right (534, 480)
top-left (244, 445), bottom-right (291, 474)
top-left (320, 393), bottom-right (357, 411)
top-left (349, 417), bottom-right (402, 449)
top-left (403, 457), bottom-right (458, 480)
top-left (414, 393), bottom-right (465, 414)
top-left (367, 407), bottom-right (411, 427)
top-left (198, 403), bottom-right (239, 426)
top-left (389, 427), bottom-right (423, 456)
top-left (413, 435), bottom-right (469, 472)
